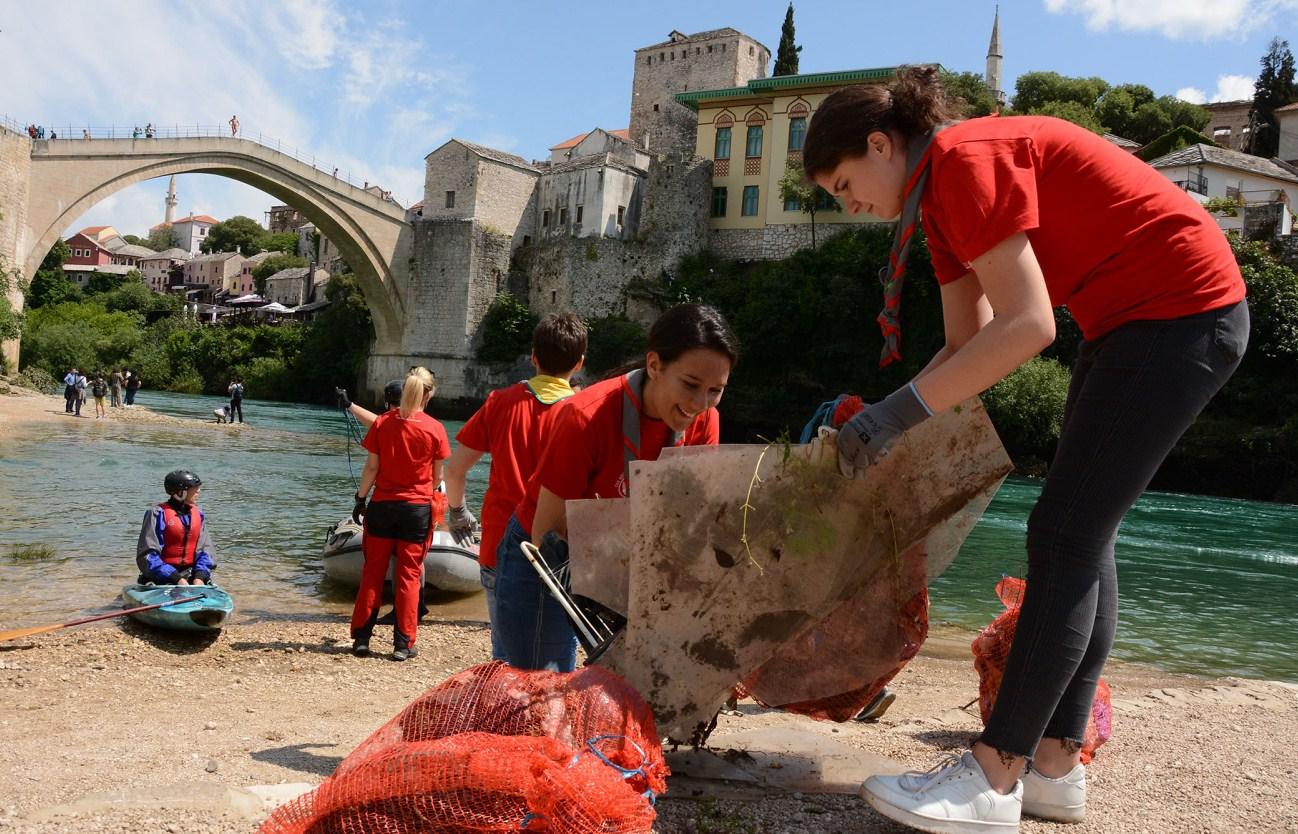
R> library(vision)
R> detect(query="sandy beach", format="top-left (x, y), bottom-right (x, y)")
top-left (2, 383), bottom-right (1296, 833)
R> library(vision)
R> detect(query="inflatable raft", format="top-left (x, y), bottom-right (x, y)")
top-left (321, 518), bottom-right (482, 594)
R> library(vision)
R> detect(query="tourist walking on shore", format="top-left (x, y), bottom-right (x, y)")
top-left (802, 67), bottom-right (1248, 833)
top-left (91, 373), bottom-right (108, 419)
top-left (349, 366), bottom-right (450, 661)
top-left (227, 376), bottom-right (245, 424)
top-left (62, 367), bottom-right (79, 414)
top-left (124, 370), bottom-right (142, 407)
top-left (444, 313), bottom-right (586, 660)
top-left (72, 369), bottom-right (87, 417)
top-left (109, 368), bottom-right (123, 408)
top-left (494, 304), bottom-right (737, 672)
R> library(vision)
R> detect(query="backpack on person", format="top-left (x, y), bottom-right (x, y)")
top-left (92, 379), bottom-right (108, 398)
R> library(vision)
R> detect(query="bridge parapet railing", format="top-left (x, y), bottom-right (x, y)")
top-left (0, 115), bottom-right (404, 209)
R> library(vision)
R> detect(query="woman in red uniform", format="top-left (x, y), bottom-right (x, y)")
top-left (349, 366), bottom-right (450, 661)
top-left (802, 68), bottom-right (1248, 833)
top-left (494, 303), bottom-right (739, 672)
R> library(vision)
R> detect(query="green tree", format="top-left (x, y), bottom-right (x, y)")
top-left (1011, 71), bottom-right (1109, 113)
top-left (585, 315), bottom-right (646, 376)
top-left (201, 215), bottom-right (268, 255)
top-left (942, 70), bottom-right (1001, 118)
top-left (477, 292), bottom-right (538, 364)
top-left (26, 241), bottom-right (79, 309)
top-left (981, 357), bottom-right (1072, 461)
top-left (773, 3), bottom-right (801, 76)
top-left (778, 159), bottom-right (841, 249)
top-left (145, 226), bottom-right (175, 252)
top-left (122, 234), bottom-right (146, 247)
top-left (86, 270), bottom-right (138, 295)
top-left (252, 253), bottom-right (308, 295)
top-left (1032, 100), bottom-right (1106, 134)
top-left (290, 272), bottom-right (375, 398)
top-left (264, 231), bottom-right (300, 255)
top-left (1247, 37), bottom-right (1297, 158)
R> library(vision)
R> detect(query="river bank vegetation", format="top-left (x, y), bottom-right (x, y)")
top-left (17, 242), bottom-right (373, 404)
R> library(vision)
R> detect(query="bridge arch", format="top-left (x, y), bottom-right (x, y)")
top-left (21, 138), bottom-right (412, 351)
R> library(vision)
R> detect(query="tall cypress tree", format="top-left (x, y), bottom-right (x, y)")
top-left (774, 3), bottom-right (801, 76)
top-left (1247, 37), bottom-right (1296, 158)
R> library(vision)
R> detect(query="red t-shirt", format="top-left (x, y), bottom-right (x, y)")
top-left (362, 410), bottom-right (450, 503)
top-left (514, 374), bottom-right (721, 535)
top-left (921, 116), bottom-right (1244, 340)
top-left (456, 381), bottom-right (569, 568)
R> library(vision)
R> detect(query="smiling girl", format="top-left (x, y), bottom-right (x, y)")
top-left (493, 303), bottom-right (739, 672)
top-left (803, 67), bottom-right (1247, 833)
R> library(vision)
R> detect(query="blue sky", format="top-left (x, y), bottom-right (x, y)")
top-left (2, 0), bottom-right (1294, 240)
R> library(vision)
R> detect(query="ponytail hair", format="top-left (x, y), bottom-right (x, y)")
top-left (399, 366), bottom-right (436, 418)
top-left (803, 65), bottom-right (958, 180)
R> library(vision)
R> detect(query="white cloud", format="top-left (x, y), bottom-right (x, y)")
top-left (1043, 0), bottom-right (1298, 40)
top-left (1212, 74), bottom-right (1256, 101)
top-left (1176, 87), bottom-right (1208, 104)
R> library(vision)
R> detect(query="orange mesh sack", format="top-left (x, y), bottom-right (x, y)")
top-left (971, 577), bottom-right (1114, 764)
top-left (258, 662), bottom-right (667, 834)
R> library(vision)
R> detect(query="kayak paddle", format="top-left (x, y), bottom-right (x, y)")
top-left (0, 595), bottom-right (203, 643)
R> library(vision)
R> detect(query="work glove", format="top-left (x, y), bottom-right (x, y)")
top-left (351, 493), bottom-right (367, 525)
top-left (837, 383), bottom-right (933, 477)
top-left (447, 505), bottom-right (479, 547)
top-left (335, 387), bottom-right (351, 410)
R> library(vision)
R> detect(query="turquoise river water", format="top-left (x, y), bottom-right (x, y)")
top-left (1, 390), bottom-right (1295, 682)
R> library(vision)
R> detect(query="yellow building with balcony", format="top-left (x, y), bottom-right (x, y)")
top-left (674, 67), bottom-right (914, 260)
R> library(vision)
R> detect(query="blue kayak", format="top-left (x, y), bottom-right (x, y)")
top-left (121, 584), bottom-right (235, 631)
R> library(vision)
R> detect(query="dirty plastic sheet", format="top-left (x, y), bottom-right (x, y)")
top-left (592, 398), bottom-right (1011, 742)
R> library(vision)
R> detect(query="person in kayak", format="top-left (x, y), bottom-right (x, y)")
top-left (135, 470), bottom-right (215, 586)
top-left (494, 303), bottom-right (738, 672)
top-left (349, 366), bottom-right (450, 661)
top-left (802, 67), bottom-right (1247, 833)
top-left (443, 312), bottom-right (588, 660)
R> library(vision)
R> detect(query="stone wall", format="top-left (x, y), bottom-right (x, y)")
top-left (0, 129), bottom-right (32, 370)
top-left (422, 143), bottom-right (478, 222)
top-left (629, 30), bottom-right (770, 156)
top-left (709, 222), bottom-right (852, 261)
top-left (474, 159), bottom-right (538, 241)
top-left (1275, 234), bottom-right (1298, 270)
top-left (533, 158), bottom-right (643, 241)
top-left (1243, 203), bottom-right (1287, 241)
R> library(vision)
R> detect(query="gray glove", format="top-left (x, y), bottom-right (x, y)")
top-left (837, 383), bottom-right (933, 477)
top-left (447, 505), bottom-right (479, 547)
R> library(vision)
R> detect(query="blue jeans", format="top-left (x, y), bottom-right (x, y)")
top-left (982, 301), bottom-right (1249, 758)
top-left (479, 565), bottom-right (506, 661)
top-left (494, 515), bottom-right (577, 672)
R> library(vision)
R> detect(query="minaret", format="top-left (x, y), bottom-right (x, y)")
top-left (164, 176), bottom-right (178, 225)
top-left (985, 5), bottom-right (1005, 106)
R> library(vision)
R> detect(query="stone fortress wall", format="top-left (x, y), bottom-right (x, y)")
top-left (0, 129), bottom-right (32, 370)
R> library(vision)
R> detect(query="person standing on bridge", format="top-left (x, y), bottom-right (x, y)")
top-left (145, 123), bottom-right (155, 139)
top-left (229, 114), bottom-right (239, 137)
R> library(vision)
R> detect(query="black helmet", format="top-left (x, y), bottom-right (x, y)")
top-left (383, 379), bottom-right (403, 408)
top-left (164, 470), bottom-right (202, 495)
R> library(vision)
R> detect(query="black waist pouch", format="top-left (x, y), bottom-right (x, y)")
top-left (364, 500), bottom-right (431, 543)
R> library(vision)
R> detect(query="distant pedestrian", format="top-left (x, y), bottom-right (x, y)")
top-left (132, 126), bottom-right (141, 139)
top-left (227, 376), bottom-right (245, 424)
top-left (62, 367), bottom-right (80, 414)
top-left (145, 123), bottom-right (155, 139)
top-left (109, 368), bottom-right (123, 408)
top-left (82, 128), bottom-right (91, 140)
top-left (36, 126), bottom-right (45, 139)
top-left (229, 114), bottom-right (239, 137)
top-left (73, 370), bottom-right (87, 417)
top-left (50, 130), bottom-right (57, 139)
top-left (124, 370), bottom-right (142, 407)
top-left (91, 373), bottom-right (108, 419)
top-left (332, 167), bottom-right (338, 177)
top-left (26, 124), bottom-right (36, 139)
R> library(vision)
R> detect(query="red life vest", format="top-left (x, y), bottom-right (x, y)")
top-left (159, 503), bottom-right (201, 568)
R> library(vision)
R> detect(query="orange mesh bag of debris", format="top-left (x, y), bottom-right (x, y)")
top-left (258, 662), bottom-right (666, 834)
top-left (971, 577), bottom-right (1114, 764)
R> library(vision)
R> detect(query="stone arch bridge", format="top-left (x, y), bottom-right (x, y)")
top-left (0, 128), bottom-right (487, 399)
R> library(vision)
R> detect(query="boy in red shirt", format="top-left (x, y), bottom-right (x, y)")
top-left (443, 313), bottom-right (588, 659)
top-left (804, 68), bottom-right (1247, 833)
top-left (495, 304), bottom-right (738, 672)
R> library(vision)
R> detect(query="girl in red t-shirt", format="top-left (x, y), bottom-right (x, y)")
top-left (349, 366), bottom-right (450, 661)
top-left (494, 304), bottom-right (739, 672)
top-left (802, 68), bottom-right (1248, 833)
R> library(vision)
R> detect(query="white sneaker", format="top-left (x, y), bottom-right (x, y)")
top-left (1022, 763), bottom-right (1086, 822)
top-left (861, 751), bottom-right (1022, 834)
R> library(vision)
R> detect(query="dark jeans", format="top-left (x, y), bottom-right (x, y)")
top-left (64, 386), bottom-right (75, 413)
top-left (229, 400), bottom-right (243, 422)
top-left (125, 388), bottom-right (137, 405)
top-left (494, 515), bottom-right (577, 671)
top-left (982, 300), bottom-right (1249, 758)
